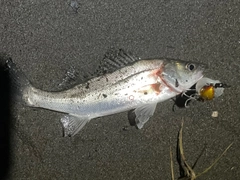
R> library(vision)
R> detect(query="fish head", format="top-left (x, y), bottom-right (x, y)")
top-left (161, 60), bottom-right (206, 93)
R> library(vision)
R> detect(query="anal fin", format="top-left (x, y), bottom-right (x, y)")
top-left (60, 114), bottom-right (90, 137)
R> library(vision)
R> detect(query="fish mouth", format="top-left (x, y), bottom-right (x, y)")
top-left (196, 74), bottom-right (204, 83)
top-left (191, 62), bottom-right (206, 85)
top-left (195, 67), bottom-right (205, 82)
top-left (197, 63), bottom-right (207, 77)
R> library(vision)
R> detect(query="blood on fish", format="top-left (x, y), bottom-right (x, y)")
top-left (151, 83), bottom-right (161, 95)
top-left (149, 68), bottom-right (162, 77)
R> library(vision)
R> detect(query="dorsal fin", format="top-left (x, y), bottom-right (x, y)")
top-left (58, 49), bottom-right (139, 90)
top-left (94, 49), bottom-right (139, 76)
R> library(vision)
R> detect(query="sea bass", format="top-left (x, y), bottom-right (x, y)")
top-left (7, 50), bottom-right (205, 136)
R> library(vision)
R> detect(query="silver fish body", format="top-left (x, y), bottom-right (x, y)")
top-left (7, 51), bottom-right (205, 136)
top-left (27, 60), bottom-right (169, 116)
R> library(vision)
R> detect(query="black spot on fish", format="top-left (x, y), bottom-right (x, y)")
top-left (106, 77), bottom-right (108, 82)
top-left (141, 77), bottom-right (143, 80)
top-left (175, 79), bottom-right (179, 87)
top-left (85, 82), bottom-right (90, 89)
top-left (144, 92), bottom-right (148, 95)
top-left (103, 94), bottom-right (107, 98)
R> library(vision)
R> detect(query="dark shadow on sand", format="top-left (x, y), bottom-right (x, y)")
top-left (0, 53), bottom-right (11, 179)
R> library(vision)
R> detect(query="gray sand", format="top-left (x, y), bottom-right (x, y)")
top-left (0, 1), bottom-right (239, 179)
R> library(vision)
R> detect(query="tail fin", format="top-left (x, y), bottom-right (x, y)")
top-left (6, 58), bottom-right (32, 105)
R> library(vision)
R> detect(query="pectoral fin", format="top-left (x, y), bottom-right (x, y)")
top-left (128, 103), bottom-right (157, 129)
top-left (60, 114), bottom-right (90, 137)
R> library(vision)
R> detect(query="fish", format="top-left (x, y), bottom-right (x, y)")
top-left (6, 49), bottom-right (205, 137)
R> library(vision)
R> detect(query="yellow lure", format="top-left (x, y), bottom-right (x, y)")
top-left (200, 85), bottom-right (215, 100)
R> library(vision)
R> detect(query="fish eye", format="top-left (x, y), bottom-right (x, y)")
top-left (186, 63), bottom-right (195, 71)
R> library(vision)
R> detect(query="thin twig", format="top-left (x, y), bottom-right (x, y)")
top-left (171, 122), bottom-right (233, 180)
top-left (178, 122), bottom-right (196, 179)
top-left (192, 145), bottom-right (206, 170)
top-left (196, 143), bottom-right (233, 178)
top-left (170, 146), bottom-right (175, 180)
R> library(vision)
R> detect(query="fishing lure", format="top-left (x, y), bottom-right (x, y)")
top-left (173, 78), bottom-right (230, 109)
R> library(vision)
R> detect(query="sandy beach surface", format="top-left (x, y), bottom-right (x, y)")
top-left (0, 1), bottom-right (239, 179)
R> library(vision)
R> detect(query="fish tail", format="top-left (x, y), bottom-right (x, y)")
top-left (6, 58), bottom-right (33, 105)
